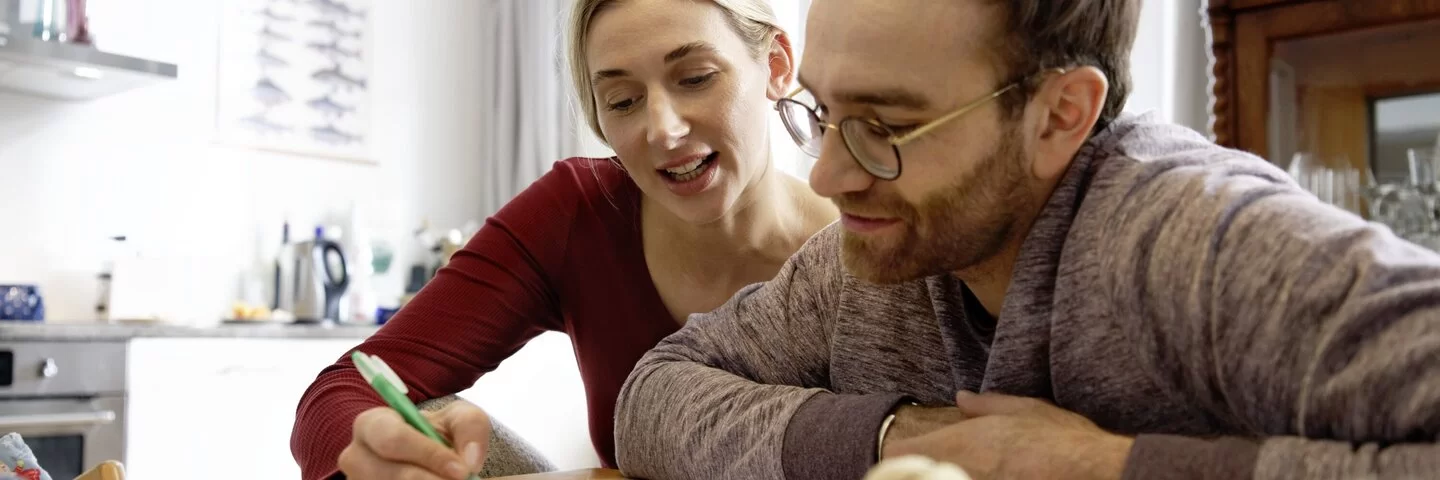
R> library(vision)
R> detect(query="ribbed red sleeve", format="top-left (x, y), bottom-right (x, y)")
top-left (290, 159), bottom-right (592, 480)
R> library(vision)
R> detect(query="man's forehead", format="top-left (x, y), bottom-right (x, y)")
top-left (801, 0), bottom-right (999, 98)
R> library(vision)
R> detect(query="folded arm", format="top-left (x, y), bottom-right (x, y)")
top-left (1108, 158), bottom-right (1440, 479)
top-left (291, 164), bottom-right (580, 480)
top-left (614, 226), bottom-right (908, 480)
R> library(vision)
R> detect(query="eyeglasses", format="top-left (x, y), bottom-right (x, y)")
top-left (775, 83), bottom-right (1019, 180)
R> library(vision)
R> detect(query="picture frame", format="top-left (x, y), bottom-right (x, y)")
top-left (214, 0), bottom-right (374, 163)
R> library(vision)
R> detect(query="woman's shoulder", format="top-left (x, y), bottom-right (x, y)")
top-left (537, 157), bottom-right (637, 205)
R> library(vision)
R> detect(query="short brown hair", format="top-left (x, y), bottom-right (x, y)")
top-left (990, 0), bottom-right (1141, 132)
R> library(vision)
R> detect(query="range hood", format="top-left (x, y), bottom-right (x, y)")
top-left (0, 27), bottom-right (177, 101)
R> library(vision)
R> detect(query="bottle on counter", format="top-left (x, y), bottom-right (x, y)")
top-left (273, 219), bottom-right (296, 315)
top-left (341, 203), bottom-right (377, 325)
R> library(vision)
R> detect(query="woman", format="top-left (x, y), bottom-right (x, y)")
top-left (289, 0), bottom-right (836, 478)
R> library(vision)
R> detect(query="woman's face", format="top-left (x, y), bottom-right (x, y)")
top-left (587, 0), bottom-right (790, 224)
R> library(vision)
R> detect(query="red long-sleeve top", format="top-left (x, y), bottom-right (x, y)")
top-left (290, 158), bottom-right (681, 480)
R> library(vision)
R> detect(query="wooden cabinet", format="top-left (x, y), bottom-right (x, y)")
top-left (1206, 0), bottom-right (1440, 178)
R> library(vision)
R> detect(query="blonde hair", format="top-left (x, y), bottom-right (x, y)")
top-left (567, 0), bottom-right (783, 145)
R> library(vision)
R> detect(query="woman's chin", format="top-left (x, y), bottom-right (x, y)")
top-left (657, 189), bottom-right (740, 226)
top-left (638, 162), bottom-right (753, 226)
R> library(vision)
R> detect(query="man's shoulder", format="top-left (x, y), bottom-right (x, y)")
top-left (1061, 116), bottom-right (1312, 267)
top-left (1086, 116), bottom-right (1297, 206)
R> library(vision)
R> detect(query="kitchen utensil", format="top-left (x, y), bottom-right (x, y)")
top-left (292, 227), bottom-right (349, 323)
top-left (0, 284), bottom-right (44, 322)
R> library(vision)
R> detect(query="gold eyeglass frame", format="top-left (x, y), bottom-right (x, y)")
top-left (776, 69), bottom-right (1065, 180)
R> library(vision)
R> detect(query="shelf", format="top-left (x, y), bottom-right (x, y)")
top-left (0, 32), bottom-right (177, 100)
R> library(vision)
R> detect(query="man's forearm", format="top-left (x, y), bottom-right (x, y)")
top-left (1122, 434), bottom-right (1440, 480)
top-left (1120, 434), bottom-right (1257, 480)
top-left (614, 354), bottom-right (823, 480)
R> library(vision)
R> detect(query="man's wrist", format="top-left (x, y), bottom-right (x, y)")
top-left (1092, 433), bottom-right (1135, 480)
top-left (876, 401), bottom-right (922, 460)
top-left (783, 393), bottom-right (914, 480)
top-left (878, 404), bottom-right (965, 460)
top-left (875, 409), bottom-right (901, 462)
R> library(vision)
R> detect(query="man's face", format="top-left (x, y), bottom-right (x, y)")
top-left (801, 0), bottom-right (1040, 283)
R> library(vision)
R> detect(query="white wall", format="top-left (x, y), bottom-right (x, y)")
top-left (1127, 0), bottom-right (1211, 134)
top-left (0, 0), bottom-right (490, 323)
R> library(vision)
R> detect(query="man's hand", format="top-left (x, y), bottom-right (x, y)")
top-left (884, 392), bottom-right (1134, 480)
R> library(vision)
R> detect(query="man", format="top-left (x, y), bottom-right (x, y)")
top-left (613, 0), bottom-right (1440, 479)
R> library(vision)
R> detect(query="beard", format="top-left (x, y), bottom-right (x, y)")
top-left (835, 127), bottom-right (1036, 284)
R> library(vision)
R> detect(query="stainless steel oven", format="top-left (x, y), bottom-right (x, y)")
top-left (0, 341), bottom-right (126, 480)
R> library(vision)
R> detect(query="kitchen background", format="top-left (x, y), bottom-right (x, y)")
top-left (0, 0), bottom-right (1214, 478)
top-left (2, 0), bottom-right (584, 324)
top-left (0, 0), bottom-right (1214, 325)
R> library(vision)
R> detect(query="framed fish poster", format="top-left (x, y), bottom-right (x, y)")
top-left (214, 0), bottom-right (374, 163)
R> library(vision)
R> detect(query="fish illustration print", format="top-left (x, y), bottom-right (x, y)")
top-left (259, 24), bottom-right (292, 43)
top-left (307, 95), bottom-right (357, 117)
top-left (252, 77), bottom-right (292, 106)
top-left (307, 19), bottom-right (361, 38)
top-left (310, 0), bottom-right (364, 20)
top-left (238, 113), bottom-right (291, 135)
top-left (256, 48), bottom-right (289, 68)
top-left (311, 124), bottom-right (363, 145)
top-left (258, 5), bottom-right (294, 22)
top-left (311, 66), bottom-right (366, 90)
top-left (307, 39), bottom-right (360, 60)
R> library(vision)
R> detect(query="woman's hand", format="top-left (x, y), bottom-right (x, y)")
top-left (338, 400), bottom-right (492, 480)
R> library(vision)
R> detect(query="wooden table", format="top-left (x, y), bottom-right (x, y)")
top-left (493, 469), bottom-right (631, 479)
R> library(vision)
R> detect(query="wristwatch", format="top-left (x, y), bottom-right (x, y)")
top-left (876, 401), bottom-right (920, 461)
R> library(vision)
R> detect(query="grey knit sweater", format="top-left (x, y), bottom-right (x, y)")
top-left (613, 115), bottom-right (1440, 479)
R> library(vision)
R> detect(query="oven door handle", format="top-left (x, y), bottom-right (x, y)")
top-left (0, 411), bottom-right (117, 429)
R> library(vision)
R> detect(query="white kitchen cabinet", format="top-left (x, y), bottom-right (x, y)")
top-left (124, 332), bottom-right (597, 479)
top-left (126, 338), bottom-right (358, 480)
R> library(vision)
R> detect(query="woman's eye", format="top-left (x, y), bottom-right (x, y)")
top-left (607, 97), bottom-right (637, 112)
top-left (680, 72), bottom-right (718, 87)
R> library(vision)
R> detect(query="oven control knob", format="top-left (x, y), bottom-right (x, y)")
top-left (39, 358), bottom-right (58, 378)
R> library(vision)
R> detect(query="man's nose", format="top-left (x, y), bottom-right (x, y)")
top-left (809, 129), bottom-right (875, 198)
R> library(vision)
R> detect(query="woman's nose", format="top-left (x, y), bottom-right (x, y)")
top-left (645, 93), bottom-right (690, 150)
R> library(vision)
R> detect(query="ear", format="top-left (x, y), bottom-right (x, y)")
top-left (765, 31), bottom-right (796, 101)
top-left (1030, 67), bottom-right (1108, 180)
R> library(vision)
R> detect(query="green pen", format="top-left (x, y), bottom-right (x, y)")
top-left (352, 350), bottom-right (479, 480)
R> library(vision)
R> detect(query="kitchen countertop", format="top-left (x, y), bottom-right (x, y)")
top-left (0, 321), bottom-right (381, 341)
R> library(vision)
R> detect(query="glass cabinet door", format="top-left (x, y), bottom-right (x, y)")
top-left (1268, 17), bottom-right (1440, 226)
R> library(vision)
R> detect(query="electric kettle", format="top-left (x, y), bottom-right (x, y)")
top-left (292, 227), bottom-right (349, 323)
